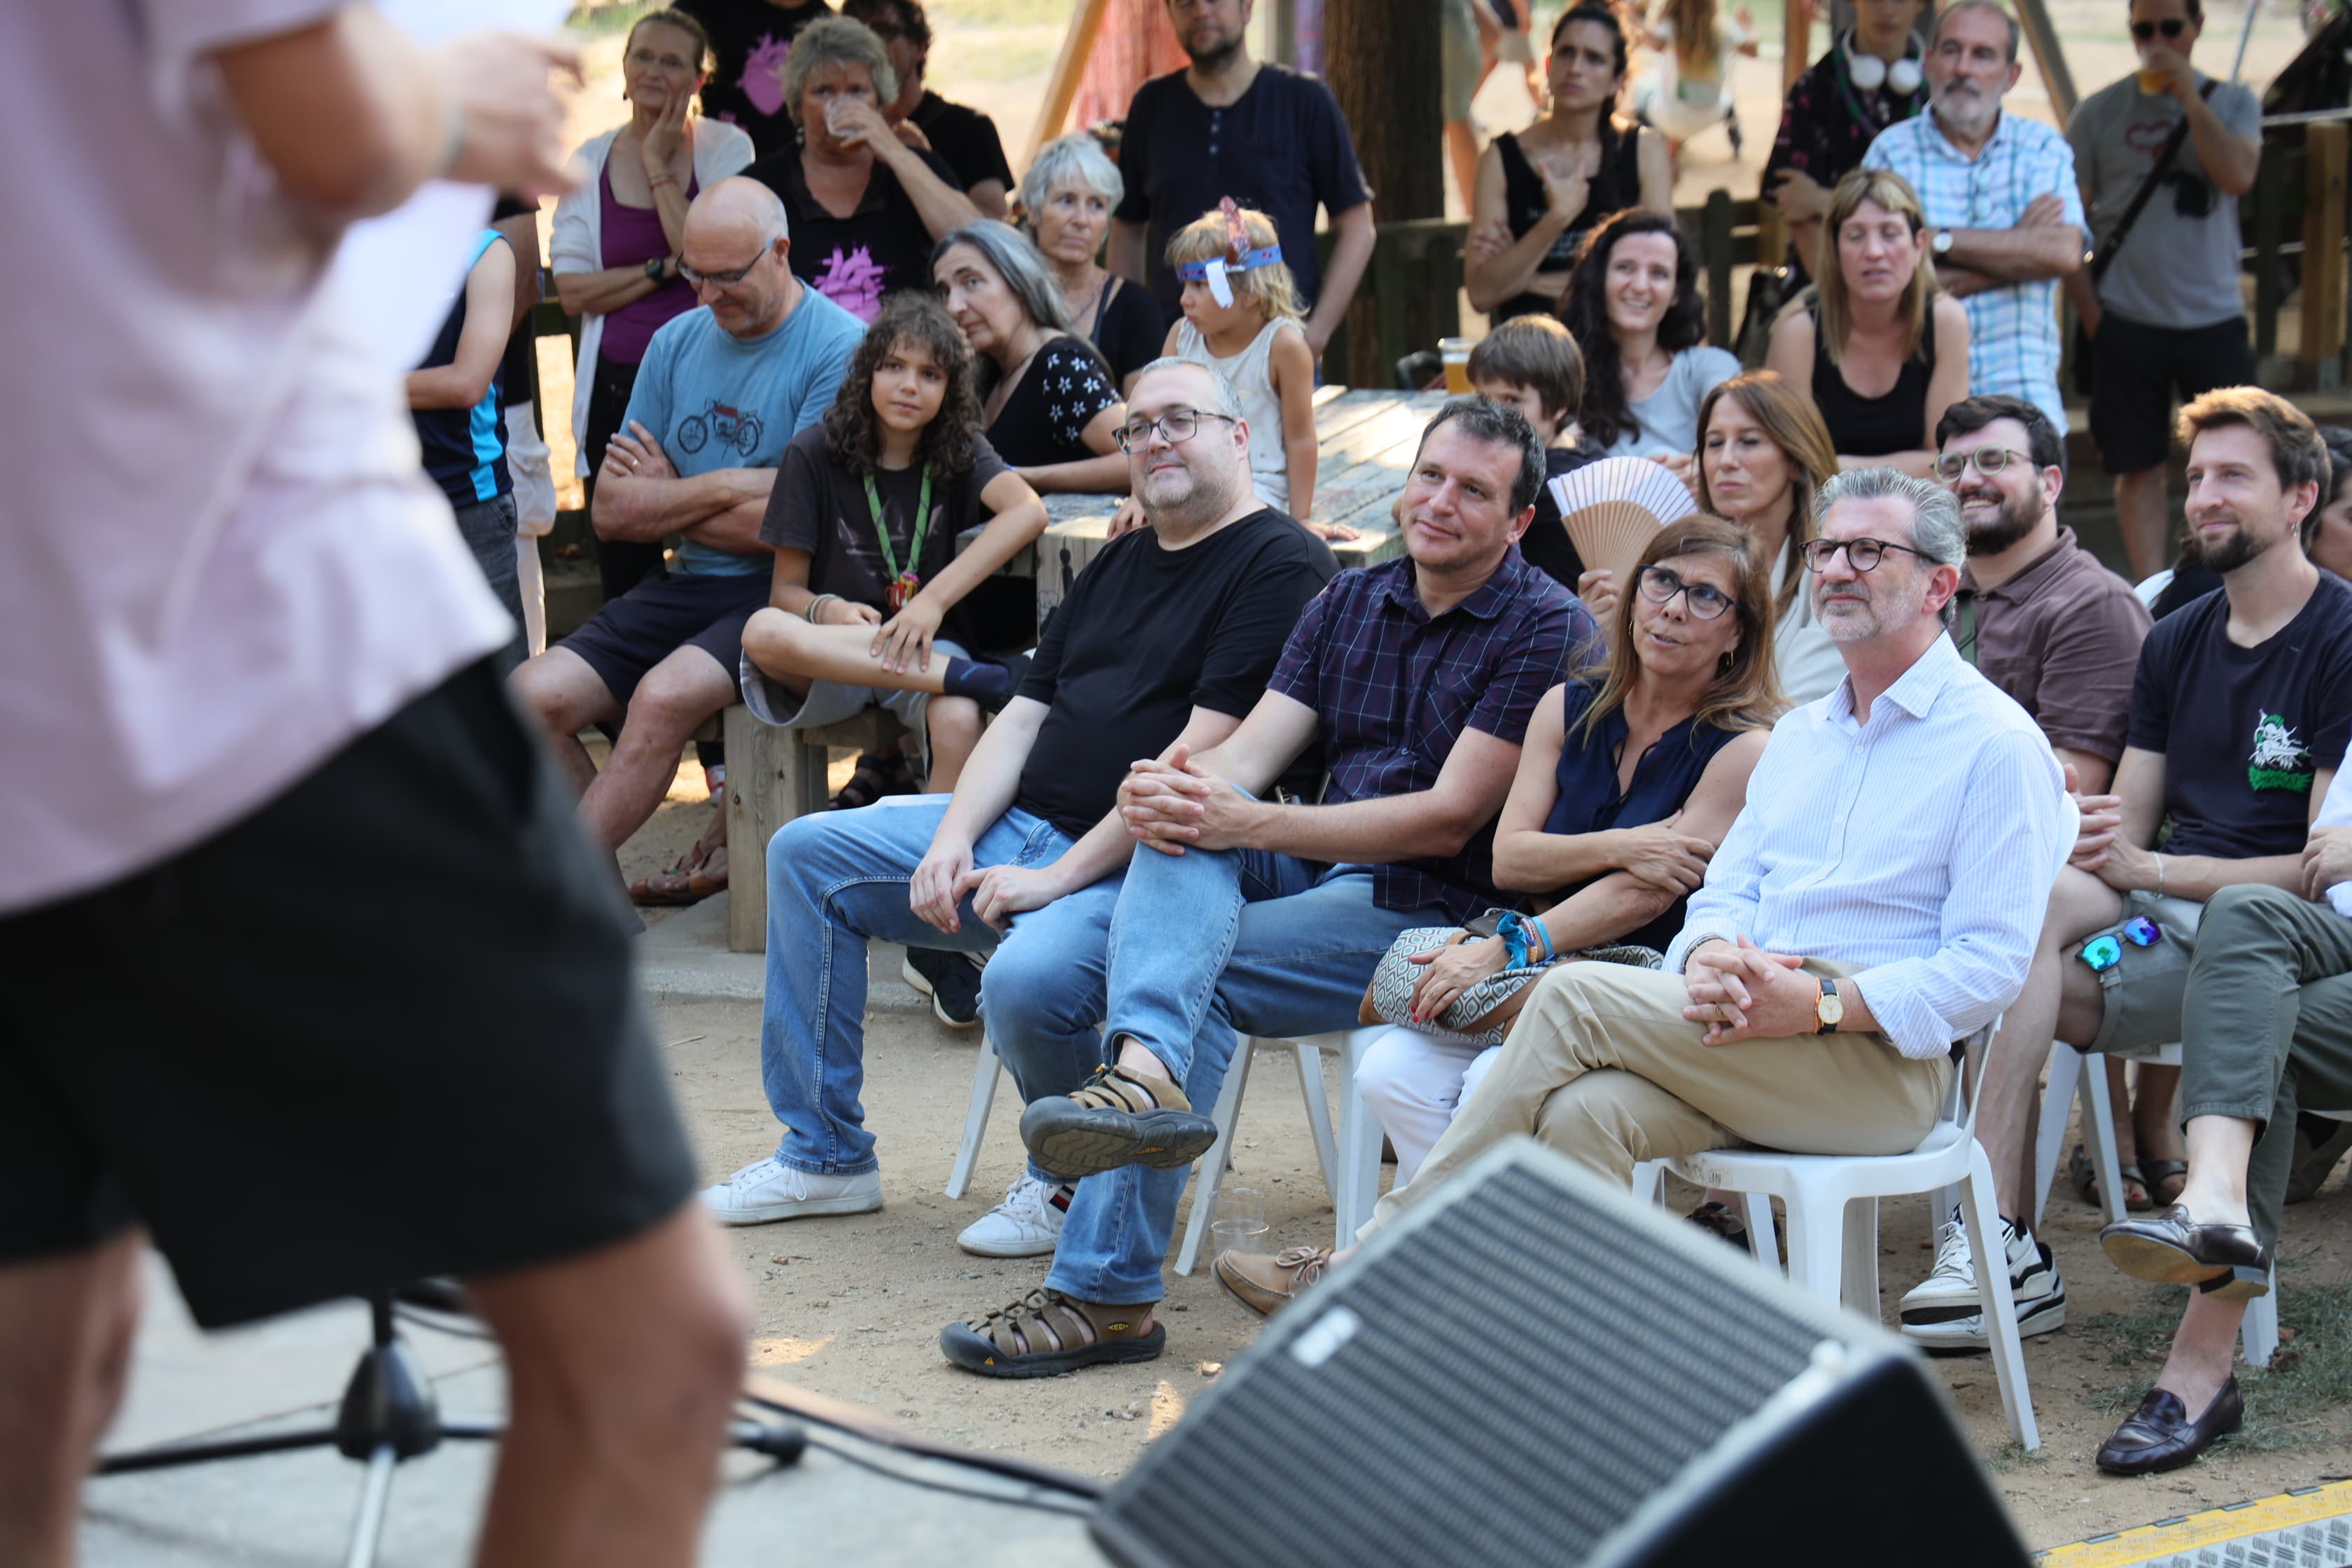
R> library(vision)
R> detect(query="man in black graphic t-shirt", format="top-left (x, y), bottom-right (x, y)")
top-left (701, 358), bottom-right (1336, 1258)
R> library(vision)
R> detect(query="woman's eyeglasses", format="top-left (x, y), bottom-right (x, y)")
top-left (1800, 537), bottom-right (1929, 573)
top-left (1637, 565), bottom-right (1736, 620)
top-left (2130, 18), bottom-right (2188, 39)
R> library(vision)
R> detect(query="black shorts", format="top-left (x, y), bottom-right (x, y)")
top-left (0, 660), bottom-right (696, 1328)
top-left (2090, 312), bottom-right (2258, 475)
top-left (558, 566), bottom-right (771, 708)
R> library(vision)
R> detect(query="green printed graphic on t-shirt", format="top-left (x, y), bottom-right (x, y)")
top-left (2248, 711), bottom-right (2315, 793)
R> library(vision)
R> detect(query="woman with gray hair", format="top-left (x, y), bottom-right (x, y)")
top-left (934, 221), bottom-right (1128, 496)
top-left (1020, 133), bottom-right (1165, 395)
top-left (742, 15), bottom-right (979, 322)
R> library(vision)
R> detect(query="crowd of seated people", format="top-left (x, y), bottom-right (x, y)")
top-left (441, 0), bottom-right (2344, 1491)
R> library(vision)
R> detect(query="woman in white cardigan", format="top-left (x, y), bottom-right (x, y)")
top-left (551, 7), bottom-right (753, 601)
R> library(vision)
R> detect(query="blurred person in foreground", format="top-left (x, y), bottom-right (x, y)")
top-left (0, 8), bottom-right (748, 1566)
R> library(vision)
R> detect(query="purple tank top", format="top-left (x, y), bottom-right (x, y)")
top-left (598, 155), bottom-right (700, 365)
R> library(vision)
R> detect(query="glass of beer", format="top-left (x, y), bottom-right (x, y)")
top-left (1440, 337), bottom-right (1476, 394)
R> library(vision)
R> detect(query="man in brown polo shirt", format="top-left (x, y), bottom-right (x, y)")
top-left (1893, 391), bottom-right (2153, 1353)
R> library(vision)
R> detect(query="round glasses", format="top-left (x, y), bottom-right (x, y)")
top-left (1637, 565), bottom-right (1736, 620)
top-left (1932, 447), bottom-right (2030, 483)
top-left (1800, 537), bottom-right (1929, 573)
top-left (1114, 409), bottom-right (1238, 451)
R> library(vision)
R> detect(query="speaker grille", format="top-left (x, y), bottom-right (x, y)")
top-left (1105, 1162), bottom-right (1834, 1567)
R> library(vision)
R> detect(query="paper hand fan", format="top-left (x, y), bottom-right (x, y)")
top-left (1545, 456), bottom-right (1697, 588)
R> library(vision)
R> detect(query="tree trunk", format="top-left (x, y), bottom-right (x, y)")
top-left (1323, 0), bottom-right (1443, 384)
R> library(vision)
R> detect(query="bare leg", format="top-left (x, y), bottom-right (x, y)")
top-left (0, 1231), bottom-right (146, 1568)
top-left (2175, 1112), bottom-right (2258, 1226)
top-left (2150, 1289), bottom-right (2250, 1419)
top-left (2136, 1063), bottom-right (2188, 1195)
top-left (576, 647), bottom-right (733, 855)
top-left (741, 609), bottom-right (955, 696)
top-left (465, 1205), bottom-right (748, 1568)
top-left (1443, 121), bottom-right (1480, 214)
top-left (2114, 467), bottom-right (2174, 582)
top-left (925, 697), bottom-right (982, 791)
top-left (2107, 1055), bottom-right (2140, 1172)
top-left (509, 646), bottom-right (622, 801)
top-left (1976, 867), bottom-right (2124, 1219)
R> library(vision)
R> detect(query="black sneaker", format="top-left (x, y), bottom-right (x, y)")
top-left (902, 947), bottom-right (982, 1028)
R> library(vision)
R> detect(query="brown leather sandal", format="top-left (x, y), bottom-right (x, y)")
top-left (939, 1289), bottom-right (1163, 1378)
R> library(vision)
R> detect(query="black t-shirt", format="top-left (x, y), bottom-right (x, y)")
top-left (985, 335), bottom-right (1121, 468)
top-left (2125, 572), bottom-right (2352, 859)
top-left (676, 0), bottom-right (835, 159)
top-left (910, 90), bottom-right (1012, 195)
top-left (760, 424), bottom-right (1009, 636)
top-left (743, 146), bottom-right (962, 322)
top-left (1518, 440), bottom-right (1608, 592)
top-left (1085, 277), bottom-right (1167, 390)
top-left (1114, 64), bottom-right (1372, 322)
top-left (1014, 510), bottom-right (1338, 836)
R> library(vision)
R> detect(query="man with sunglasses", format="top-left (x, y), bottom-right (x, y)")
top-left (1906, 388), bottom-right (2352, 1429)
top-left (707, 359), bottom-right (1336, 1246)
top-left (510, 178), bottom-right (864, 883)
top-left (2064, 0), bottom-right (2262, 579)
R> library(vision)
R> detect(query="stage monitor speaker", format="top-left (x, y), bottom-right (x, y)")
top-left (1091, 1140), bottom-right (2029, 1568)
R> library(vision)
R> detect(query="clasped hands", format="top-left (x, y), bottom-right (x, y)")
top-left (1681, 934), bottom-right (1816, 1046)
top-left (1116, 744), bottom-right (1262, 856)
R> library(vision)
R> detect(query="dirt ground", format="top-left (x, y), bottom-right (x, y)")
top-left (627, 872), bottom-right (2352, 1553)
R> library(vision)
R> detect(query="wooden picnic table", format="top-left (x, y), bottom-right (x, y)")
top-left (1032, 386), bottom-right (1448, 618)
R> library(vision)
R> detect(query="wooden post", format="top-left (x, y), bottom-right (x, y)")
top-left (1702, 190), bottom-right (1736, 347)
top-left (1324, 0), bottom-right (1443, 383)
top-left (725, 709), bottom-right (909, 953)
top-left (2255, 144), bottom-right (2287, 360)
top-left (2302, 121), bottom-right (2348, 390)
top-left (1026, 0), bottom-right (1116, 167)
top-left (2010, 0), bottom-right (2078, 123)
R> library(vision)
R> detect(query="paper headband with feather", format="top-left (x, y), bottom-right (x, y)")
top-left (1173, 197), bottom-right (1282, 307)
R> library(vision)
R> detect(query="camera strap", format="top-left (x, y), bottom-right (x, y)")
top-left (2090, 79), bottom-right (2218, 285)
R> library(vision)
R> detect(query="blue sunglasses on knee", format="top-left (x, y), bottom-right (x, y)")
top-left (2078, 916), bottom-right (2164, 973)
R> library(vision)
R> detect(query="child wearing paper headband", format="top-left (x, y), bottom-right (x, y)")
top-left (1161, 200), bottom-right (1333, 532)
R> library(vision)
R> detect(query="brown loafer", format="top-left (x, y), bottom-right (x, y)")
top-left (2100, 1204), bottom-right (2269, 1298)
top-left (2096, 1378), bottom-right (2243, 1476)
top-left (1214, 1246), bottom-right (1335, 1317)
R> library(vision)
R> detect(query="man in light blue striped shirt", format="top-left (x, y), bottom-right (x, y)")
top-left (1863, 1), bottom-right (2085, 430)
top-left (1331, 469), bottom-right (2069, 1278)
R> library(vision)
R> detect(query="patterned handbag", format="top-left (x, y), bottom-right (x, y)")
top-left (1359, 918), bottom-right (1662, 1047)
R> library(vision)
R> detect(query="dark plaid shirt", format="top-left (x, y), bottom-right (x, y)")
top-left (1268, 547), bottom-right (1599, 921)
top-left (1762, 48), bottom-right (1926, 279)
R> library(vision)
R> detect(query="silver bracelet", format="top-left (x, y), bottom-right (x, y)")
top-left (803, 594), bottom-right (838, 624)
top-left (2153, 852), bottom-right (2166, 898)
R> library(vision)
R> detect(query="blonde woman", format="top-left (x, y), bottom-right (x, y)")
top-left (1766, 167), bottom-right (1969, 478)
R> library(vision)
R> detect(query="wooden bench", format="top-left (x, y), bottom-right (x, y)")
top-left (720, 705), bottom-right (907, 954)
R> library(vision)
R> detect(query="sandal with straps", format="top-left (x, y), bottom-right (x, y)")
top-left (939, 1288), bottom-right (1164, 1378)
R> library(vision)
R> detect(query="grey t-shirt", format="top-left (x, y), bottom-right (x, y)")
top-left (2067, 73), bottom-right (2261, 329)
top-left (1604, 345), bottom-right (1744, 459)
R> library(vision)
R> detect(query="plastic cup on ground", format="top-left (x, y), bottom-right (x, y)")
top-left (1212, 1217), bottom-right (1273, 1257)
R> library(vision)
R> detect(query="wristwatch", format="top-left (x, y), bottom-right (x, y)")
top-left (1931, 228), bottom-right (1954, 258)
top-left (1814, 977), bottom-right (1845, 1035)
top-left (644, 255), bottom-right (668, 282)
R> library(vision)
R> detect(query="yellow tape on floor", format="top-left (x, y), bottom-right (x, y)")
top-left (2038, 1480), bottom-right (2352, 1566)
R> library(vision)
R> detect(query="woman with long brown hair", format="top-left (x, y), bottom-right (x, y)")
top-left (1357, 515), bottom-right (1782, 1184)
top-left (1765, 168), bottom-right (1968, 478)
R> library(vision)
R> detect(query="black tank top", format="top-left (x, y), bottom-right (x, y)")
top-left (1807, 298), bottom-right (1938, 457)
top-left (1494, 129), bottom-right (1642, 323)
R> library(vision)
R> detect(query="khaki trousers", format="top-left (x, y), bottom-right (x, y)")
top-left (1362, 956), bottom-right (1954, 1238)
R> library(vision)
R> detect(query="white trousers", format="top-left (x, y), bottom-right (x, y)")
top-left (1355, 1025), bottom-right (1502, 1185)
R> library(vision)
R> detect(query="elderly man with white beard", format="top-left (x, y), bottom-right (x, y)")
top-left (1863, 0), bottom-right (2084, 428)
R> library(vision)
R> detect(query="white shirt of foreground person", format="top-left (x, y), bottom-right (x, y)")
top-left (2314, 767), bottom-right (2352, 922)
top-left (1664, 632), bottom-right (2066, 1058)
top-left (0, 1), bottom-right (512, 913)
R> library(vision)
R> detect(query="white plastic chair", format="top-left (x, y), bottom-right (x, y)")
top-left (1637, 1023), bottom-right (2041, 1450)
top-left (945, 1027), bottom-right (1382, 1271)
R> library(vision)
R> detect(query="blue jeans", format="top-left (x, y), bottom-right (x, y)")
top-left (1029, 843), bottom-right (1437, 1306)
top-left (760, 796), bottom-right (1124, 1179)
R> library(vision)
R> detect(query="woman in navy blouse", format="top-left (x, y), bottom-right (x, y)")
top-left (1358, 514), bottom-right (1785, 1185)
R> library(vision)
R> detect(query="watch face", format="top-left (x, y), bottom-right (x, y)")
top-left (1818, 983), bottom-right (1845, 1024)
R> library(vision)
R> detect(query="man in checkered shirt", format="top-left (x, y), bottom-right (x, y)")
top-left (1863, 0), bottom-right (2085, 430)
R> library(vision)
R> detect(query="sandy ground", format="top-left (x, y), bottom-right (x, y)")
top-left (620, 783), bottom-right (2352, 1553)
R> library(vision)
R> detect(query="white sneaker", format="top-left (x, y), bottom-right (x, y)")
top-left (1903, 1245), bottom-right (2068, 1350)
top-left (1898, 1207), bottom-right (2050, 1324)
top-left (699, 1157), bottom-right (882, 1226)
top-left (957, 1173), bottom-right (1072, 1258)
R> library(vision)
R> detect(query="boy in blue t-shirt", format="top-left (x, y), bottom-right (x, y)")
top-left (409, 227), bottom-right (523, 673)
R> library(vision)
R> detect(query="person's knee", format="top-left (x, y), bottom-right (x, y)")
top-left (739, 606), bottom-right (802, 676)
top-left (510, 653), bottom-right (587, 733)
top-left (981, 937), bottom-right (1095, 1065)
top-left (1357, 1030), bottom-right (1434, 1113)
top-left (927, 697), bottom-right (982, 752)
top-left (2202, 883), bottom-right (2297, 946)
top-left (624, 659), bottom-right (727, 748)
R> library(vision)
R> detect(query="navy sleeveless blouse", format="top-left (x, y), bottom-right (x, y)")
top-left (1540, 680), bottom-right (1739, 952)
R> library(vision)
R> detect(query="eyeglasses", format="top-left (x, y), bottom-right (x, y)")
top-left (1636, 565), bottom-right (1737, 620)
top-left (1801, 537), bottom-right (1930, 572)
top-left (676, 246), bottom-right (775, 289)
top-left (2130, 18), bottom-right (2188, 39)
top-left (2078, 916), bottom-right (2164, 973)
top-left (1113, 409), bottom-right (1238, 451)
top-left (1933, 447), bottom-right (2029, 482)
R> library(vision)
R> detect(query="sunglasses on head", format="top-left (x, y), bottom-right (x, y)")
top-left (2078, 916), bottom-right (2164, 973)
top-left (2130, 18), bottom-right (2188, 38)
